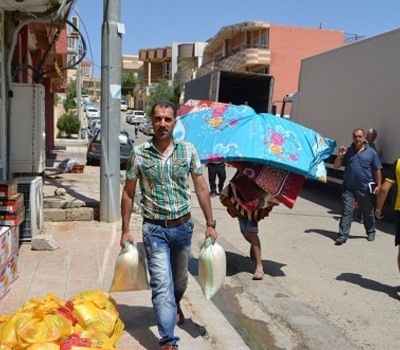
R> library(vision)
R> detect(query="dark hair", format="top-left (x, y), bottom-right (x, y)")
top-left (151, 100), bottom-right (177, 118)
top-left (353, 128), bottom-right (365, 137)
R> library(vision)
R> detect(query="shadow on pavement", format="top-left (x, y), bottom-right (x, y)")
top-left (336, 273), bottom-right (400, 301)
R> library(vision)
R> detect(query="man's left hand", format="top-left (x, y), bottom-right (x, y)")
top-left (205, 227), bottom-right (217, 244)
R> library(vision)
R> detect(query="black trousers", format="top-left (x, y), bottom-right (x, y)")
top-left (207, 163), bottom-right (226, 193)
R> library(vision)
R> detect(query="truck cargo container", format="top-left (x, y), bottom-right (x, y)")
top-left (183, 70), bottom-right (274, 114)
top-left (281, 28), bottom-right (400, 218)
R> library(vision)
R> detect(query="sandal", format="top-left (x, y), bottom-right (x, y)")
top-left (252, 269), bottom-right (264, 280)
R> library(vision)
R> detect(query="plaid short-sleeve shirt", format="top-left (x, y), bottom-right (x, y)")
top-left (126, 138), bottom-right (203, 220)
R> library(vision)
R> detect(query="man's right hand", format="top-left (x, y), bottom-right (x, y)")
top-left (375, 209), bottom-right (384, 220)
top-left (120, 231), bottom-right (134, 248)
top-left (338, 146), bottom-right (347, 156)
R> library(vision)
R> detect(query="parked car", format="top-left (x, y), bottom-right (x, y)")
top-left (120, 100), bottom-right (128, 111)
top-left (88, 118), bottom-right (100, 133)
top-left (86, 107), bottom-right (100, 118)
top-left (125, 110), bottom-right (146, 125)
top-left (87, 115), bottom-right (100, 129)
top-left (138, 119), bottom-right (146, 133)
top-left (83, 102), bottom-right (95, 112)
top-left (142, 120), bottom-right (154, 135)
top-left (86, 129), bottom-right (134, 166)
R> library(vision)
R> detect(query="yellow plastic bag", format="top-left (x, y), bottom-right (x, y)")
top-left (0, 313), bottom-right (18, 346)
top-left (60, 330), bottom-right (116, 349)
top-left (18, 310), bottom-right (74, 347)
top-left (198, 237), bottom-right (226, 300)
top-left (109, 242), bottom-right (150, 292)
top-left (0, 293), bottom-right (75, 348)
top-left (26, 343), bottom-right (60, 349)
top-left (66, 290), bottom-right (124, 343)
top-left (0, 304), bottom-right (73, 348)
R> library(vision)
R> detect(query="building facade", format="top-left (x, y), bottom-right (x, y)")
top-left (121, 54), bottom-right (143, 108)
top-left (135, 22), bottom-right (344, 113)
top-left (0, 1), bottom-right (69, 179)
top-left (200, 21), bottom-right (345, 111)
top-left (137, 42), bottom-right (207, 111)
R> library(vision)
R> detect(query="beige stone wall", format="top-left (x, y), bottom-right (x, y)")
top-left (54, 101), bottom-right (65, 138)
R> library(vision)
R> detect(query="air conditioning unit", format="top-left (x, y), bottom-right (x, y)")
top-left (14, 177), bottom-right (44, 242)
top-left (10, 84), bottom-right (46, 174)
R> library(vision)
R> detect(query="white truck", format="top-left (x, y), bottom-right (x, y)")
top-left (281, 28), bottom-right (400, 218)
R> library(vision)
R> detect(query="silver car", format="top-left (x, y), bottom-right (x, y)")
top-left (86, 129), bottom-right (134, 167)
top-left (142, 120), bottom-right (154, 135)
top-left (126, 110), bottom-right (146, 125)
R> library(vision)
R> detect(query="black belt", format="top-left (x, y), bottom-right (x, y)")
top-left (143, 212), bottom-right (191, 228)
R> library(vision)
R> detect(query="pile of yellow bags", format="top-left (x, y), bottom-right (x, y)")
top-left (0, 290), bottom-right (124, 349)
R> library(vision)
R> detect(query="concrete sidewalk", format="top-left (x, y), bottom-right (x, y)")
top-left (0, 138), bottom-right (249, 349)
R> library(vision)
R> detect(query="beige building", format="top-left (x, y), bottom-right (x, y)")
top-left (137, 42), bottom-right (207, 111)
top-left (122, 54), bottom-right (143, 108)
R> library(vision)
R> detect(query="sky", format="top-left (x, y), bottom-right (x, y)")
top-left (72, 0), bottom-right (400, 77)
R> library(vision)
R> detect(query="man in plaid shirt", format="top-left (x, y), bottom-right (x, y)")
top-left (121, 101), bottom-right (217, 350)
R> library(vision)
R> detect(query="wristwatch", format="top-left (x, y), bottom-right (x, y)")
top-left (206, 220), bottom-right (216, 228)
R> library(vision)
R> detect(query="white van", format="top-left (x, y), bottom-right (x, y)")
top-left (120, 100), bottom-right (128, 111)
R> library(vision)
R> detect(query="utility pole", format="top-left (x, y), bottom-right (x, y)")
top-left (76, 57), bottom-right (82, 139)
top-left (100, 0), bottom-right (123, 222)
top-left (70, 15), bottom-right (83, 138)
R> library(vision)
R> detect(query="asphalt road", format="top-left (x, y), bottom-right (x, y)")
top-left (121, 112), bottom-right (400, 349)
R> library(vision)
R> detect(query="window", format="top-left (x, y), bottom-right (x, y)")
top-left (214, 52), bottom-right (223, 62)
top-left (162, 63), bottom-right (170, 76)
top-left (253, 34), bottom-right (267, 49)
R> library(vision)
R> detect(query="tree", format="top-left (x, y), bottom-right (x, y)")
top-left (121, 72), bottom-right (140, 97)
top-left (147, 78), bottom-right (183, 116)
top-left (57, 111), bottom-right (80, 138)
top-left (65, 79), bottom-right (77, 111)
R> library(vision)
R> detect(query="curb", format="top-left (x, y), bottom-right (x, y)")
top-left (185, 273), bottom-right (250, 350)
top-left (44, 207), bottom-right (97, 221)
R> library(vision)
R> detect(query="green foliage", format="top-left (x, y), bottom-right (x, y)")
top-left (53, 93), bottom-right (61, 106)
top-left (147, 79), bottom-right (182, 116)
top-left (57, 111), bottom-right (80, 137)
top-left (65, 79), bottom-right (77, 111)
top-left (64, 99), bottom-right (77, 111)
top-left (121, 72), bottom-right (140, 96)
top-left (194, 68), bottom-right (204, 78)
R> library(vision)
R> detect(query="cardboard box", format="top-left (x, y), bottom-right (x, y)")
top-left (0, 226), bottom-right (19, 266)
top-left (0, 206), bottom-right (25, 226)
top-left (0, 193), bottom-right (24, 212)
top-left (0, 226), bottom-right (11, 266)
top-left (0, 248), bottom-right (19, 300)
top-left (10, 225), bottom-right (19, 255)
top-left (6, 249), bottom-right (19, 283)
top-left (0, 180), bottom-right (17, 198)
top-left (71, 164), bottom-right (85, 173)
top-left (0, 258), bottom-right (11, 301)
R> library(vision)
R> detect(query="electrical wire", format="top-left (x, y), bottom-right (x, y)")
top-left (35, 18), bottom-right (88, 81)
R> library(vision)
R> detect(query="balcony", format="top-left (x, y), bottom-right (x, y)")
top-left (202, 43), bottom-right (270, 73)
top-left (0, 0), bottom-right (63, 12)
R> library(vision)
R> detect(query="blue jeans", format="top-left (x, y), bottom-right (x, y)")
top-left (339, 188), bottom-right (376, 238)
top-left (238, 217), bottom-right (259, 236)
top-left (142, 219), bottom-right (194, 346)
